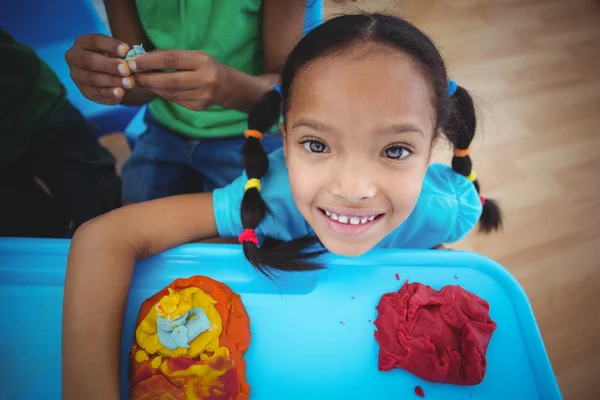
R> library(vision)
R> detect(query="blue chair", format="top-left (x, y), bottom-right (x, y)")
top-left (123, 0), bottom-right (324, 150)
top-left (0, 0), bottom-right (141, 136)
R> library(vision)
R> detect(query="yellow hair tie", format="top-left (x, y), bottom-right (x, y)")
top-left (244, 129), bottom-right (263, 141)
top-left (244, 178), bottom-right (261, 192)
top-left (467, 170), bottom-right (477, 182)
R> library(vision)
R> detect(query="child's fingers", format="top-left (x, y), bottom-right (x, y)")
top-left (74, 33), bottom-right (129, 58)
top-left (79, 84), bottom-right (124, 105)
top-left (128, 50), bottom-right (202, 72)
top-left (71, 68), bottom-right (134, 89)
top-left (134, 71), bottom-right (197, 91)
top-left (66, 50), bottom-right (130, 76)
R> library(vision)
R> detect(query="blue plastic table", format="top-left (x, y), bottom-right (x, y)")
top-left (0, 238), bottom-right (562, 399)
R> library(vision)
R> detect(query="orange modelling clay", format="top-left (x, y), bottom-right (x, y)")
top-left (129, 276), bottom-right (251, 400)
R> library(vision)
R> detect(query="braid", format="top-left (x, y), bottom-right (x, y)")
top-left (446, 85), bottom-right (503, 233)
top-left (239, 90), bottom-right (325, 276)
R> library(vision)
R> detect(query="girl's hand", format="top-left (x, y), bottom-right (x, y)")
top-left (65, 34), bottom-right (134, 105)
top-left (129, 50), bottom-right (226, 110)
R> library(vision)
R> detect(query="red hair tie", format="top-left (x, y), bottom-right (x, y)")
top-left (238, 229), bottom-right (259, 245)
top-left (480, 196), bottom-right (486, 206)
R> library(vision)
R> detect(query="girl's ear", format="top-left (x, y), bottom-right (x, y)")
top-left (280, 121), bottom-right (288, 161)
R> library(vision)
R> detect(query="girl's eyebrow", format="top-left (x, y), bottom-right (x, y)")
top-left (291, 119), bottom-right (423, 137)
top-left (377, 123), bottom-right (424, 137)
top-left (291, 119), bottom-right (331, 132)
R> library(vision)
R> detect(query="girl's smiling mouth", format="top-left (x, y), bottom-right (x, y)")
top-left (317, 207), bottom-right (385, 236)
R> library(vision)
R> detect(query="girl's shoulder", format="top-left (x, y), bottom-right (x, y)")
top-left (261, 148), bottom-right (291, 199)
top-left (213, 148), bottom-right (310, 241)
top-left (422, 163), bottom-right (473, 197)
top-left (378, 163), bottom-right (483, 249)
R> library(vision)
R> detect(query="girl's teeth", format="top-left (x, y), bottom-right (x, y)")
top-left (324, 210), bottom-right (379, 224)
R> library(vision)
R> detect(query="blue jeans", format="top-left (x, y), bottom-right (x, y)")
top-left (121, 112), bottom-right (283, 202)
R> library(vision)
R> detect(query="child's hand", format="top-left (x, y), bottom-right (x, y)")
top-left (128, 50), bottom-right (225, 110)
top-left (65, 34), bottom-right (134, 105)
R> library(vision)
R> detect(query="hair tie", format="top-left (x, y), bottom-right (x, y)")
top-left (467, 170), bottom-right (477, 182)
top-left (479, 195), bottom-right (486, 206)
top-left (454, 147), bottom-right (471, 157)
top-left (447, 80), bottom-right (457, 97)
top-left (244, 178), bottom-right (261, 192)
top-left (244, 129), bottom-right (263, 141)
top-left (273, 84), bottom-right (282, 96)
top-left (238, 229), bottom-right (259, 245)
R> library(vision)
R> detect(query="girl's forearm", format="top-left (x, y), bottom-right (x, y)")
top-left (62, 221), bottom-right (136, 399)
top-left (62, 193), bottom-right (218, 399)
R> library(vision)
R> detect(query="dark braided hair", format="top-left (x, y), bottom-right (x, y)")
top-left (445, 86), bottom-right (503, 232)
top-left (239, 91), bottom-right (325, 276)
top-left (239, 13), bottom-right (502, 274)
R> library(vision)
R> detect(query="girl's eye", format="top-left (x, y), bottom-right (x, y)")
top-left (383, 146), bottom-right (411, 160)
top-left (302, 140), bottom-right (329, 153)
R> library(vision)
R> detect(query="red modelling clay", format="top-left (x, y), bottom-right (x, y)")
top-left (414, 386), bottom-right (425, 397)
top-left (374, 282), bottom-right (496, 386)
top-left (395, 273), bottom-right (400, 280)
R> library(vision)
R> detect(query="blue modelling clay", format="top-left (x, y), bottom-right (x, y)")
top-left (156, 307), bottom-right (211, 350)
top-left (125, 44), bottom-right (146, 61)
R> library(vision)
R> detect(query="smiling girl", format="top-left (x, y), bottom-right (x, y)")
top-left (63, 13), bottom-right (502, 398)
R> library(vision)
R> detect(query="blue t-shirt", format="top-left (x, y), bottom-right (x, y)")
top-left (213, 149), bottom-right (482, 249)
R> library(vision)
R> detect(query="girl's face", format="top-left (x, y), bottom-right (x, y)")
top-left (282, 46), bottom-right (437, 257)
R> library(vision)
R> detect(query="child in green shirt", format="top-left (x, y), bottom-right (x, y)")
top-left (65, 0), bottom-right (322, 201)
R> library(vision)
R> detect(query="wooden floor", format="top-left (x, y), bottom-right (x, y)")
top-left (101, 1), bottom-right (600, 398)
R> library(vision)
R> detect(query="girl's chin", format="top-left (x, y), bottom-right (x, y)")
top-left (317, 236), bottom-right (376, 258)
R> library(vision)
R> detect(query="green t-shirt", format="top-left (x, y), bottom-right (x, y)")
top-left (0, 28), bottom-right (66, 168)
top-left (136, 0), bottom-right (264, 139)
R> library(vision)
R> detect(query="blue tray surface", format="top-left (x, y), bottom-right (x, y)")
top-left (0, 238), bottom-right (562, 399)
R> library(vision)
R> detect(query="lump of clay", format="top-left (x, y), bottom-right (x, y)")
top-left (129, 277), bottom-right (251, 399)
top-left (374, 281), bottom-right (496, 386)
top-left (125, 44), bottom-right (146, 61)
top-left (154, 289), bottom-right (212, 350)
